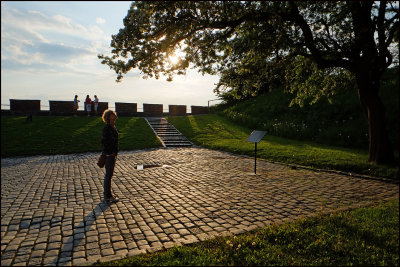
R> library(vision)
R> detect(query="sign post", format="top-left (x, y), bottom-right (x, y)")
top-left (246, 130), bottom-right (267, 174)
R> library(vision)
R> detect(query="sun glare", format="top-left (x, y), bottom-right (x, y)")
top-left (168, 48), bottom-right (187, 66)
top-left (169, 55), bottom-right (180, 65)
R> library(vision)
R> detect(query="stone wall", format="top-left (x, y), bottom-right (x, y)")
top-left (49, 101), bottom-right (74, 115)
top-left (48, 101), bottom-right (108, 115)
top-left (143, 103), bottom-right (163, 116)
top-left (115, 102), bottom-right (137, 116)
top-left (169, 105), bottom-right (187, 116)
top-left (5, 99), bottom-right (211, 116)
top-left (191, 106), bottom-right (209, 115)
top-left (10, 99), bottom-right (41, 114)
top-left (96, 102), bottom-right (109, 116)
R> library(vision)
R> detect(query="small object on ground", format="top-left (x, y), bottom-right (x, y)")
top-left (26, 115), bottom-right (33, 122)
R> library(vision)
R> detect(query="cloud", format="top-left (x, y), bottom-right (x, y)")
top-left (34, 43), bottom-right (93, 62)
top-left (3, 7), bottom-right (105, 41)
top-left (96, 17), bottom-right (106, 25)
top-left (2, 37), bottom-right (95, 69)
top-left (1, 3), bottom-right (110, 75)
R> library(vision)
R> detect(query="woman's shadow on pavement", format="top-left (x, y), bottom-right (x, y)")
top-left (52, 200), bottom-right (112, 266)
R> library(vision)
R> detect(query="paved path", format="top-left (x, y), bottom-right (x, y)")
top-left (1, 147), bottom-right (398, 266)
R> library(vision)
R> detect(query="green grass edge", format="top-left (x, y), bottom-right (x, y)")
top-left (95, 198), bottom-right (399, 266)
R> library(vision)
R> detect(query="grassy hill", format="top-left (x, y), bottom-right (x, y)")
top-left (1, 116), bottom-right (161, 157)
top-left (214, 67), bottom-right (398, 151)
top-left (168, 114), bottom-right (398, 179)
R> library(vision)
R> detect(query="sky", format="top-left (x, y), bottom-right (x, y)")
top-left (1, 1), bottom-right (221, 111)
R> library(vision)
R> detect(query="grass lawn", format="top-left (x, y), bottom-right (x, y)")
top-left (1, 115), bottom-right (161, 157)
top-left (167, 114), bottom-right (398, 180)
top-left (96, 199), bottom-right (399, 266)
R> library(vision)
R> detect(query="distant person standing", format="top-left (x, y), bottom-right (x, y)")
top-left (93, 95), bottom-right (99, 115)
top-left (73, 95), bottom-right (80, 117)
top-left (101, 109), bottom-right (119, 203)
top-left (85, 95), bottom-right (92, 116)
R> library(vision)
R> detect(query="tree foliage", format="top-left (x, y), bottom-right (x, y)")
top-left (99, 1), bottom-right (397, 83)
top-left (283, 57), bottom-right (357, 107)
top-left (99, 1), bottom-right (399, 164)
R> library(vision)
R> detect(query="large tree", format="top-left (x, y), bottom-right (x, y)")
top-left (99, 1), bottom-right (399, 165)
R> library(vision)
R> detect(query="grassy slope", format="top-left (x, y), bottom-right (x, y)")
top-left (215, 67), bottom-right (398, 150)
top-left (1, 116), bottom-right (161, 157)
top-left (168, 114), bottom-right (398, 179)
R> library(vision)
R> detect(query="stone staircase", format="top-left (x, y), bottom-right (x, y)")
top-left (145, 117), bottom-right (193, 147)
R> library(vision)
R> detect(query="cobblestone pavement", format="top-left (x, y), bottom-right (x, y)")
top-left (1, 147), bottom-right (399, 266)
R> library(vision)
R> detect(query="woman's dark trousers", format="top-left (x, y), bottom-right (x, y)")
top-left (104, 155), bottom-right (116, 198)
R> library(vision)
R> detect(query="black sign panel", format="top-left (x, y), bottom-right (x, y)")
top-left (246, 130), bottom-right (267, 143)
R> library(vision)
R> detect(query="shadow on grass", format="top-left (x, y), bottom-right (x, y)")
top-left (167, 115), bottom-right (196, 139)
top-left (118, 117), bottom-right (162, 149)
top-left (71, 118), bottom-right (103, 138)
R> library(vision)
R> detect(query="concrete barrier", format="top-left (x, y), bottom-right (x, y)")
top-left (10, 99), bottom-right (41, 114)
top-left (191, 105), bottom-right (209, 115)
top-left (5, 99), bottom-right (211, 116)
top-left (115, 102), bottom-right (137, 116)
top-left (48, 101), bottom-right (108, 116)
top-left (95, 102), bottom-right (109, 116)
top-left (49, 101), bottom-right (74, 115)
top-left (143, 103), bottom-right (163, 116)
top-left (169, 105), bottom-right (187, 116)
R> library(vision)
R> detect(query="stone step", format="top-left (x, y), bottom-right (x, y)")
top-left (164, 143), bottom-right (193, 147)
top-left (161, 139), bottom-right (190, 142)
top-left (149, 124), bottom-right (169, 127)
top-left (157, 135), bottom-right (186, 138)
top-left (163, 140), bottom-right (192, 144)
top-left (160, 136), bottom-right (190, 141)
top-left (160, 135), bottom-right (188, 138)
top-left (145, 117), bottom-right (193, 148)
top-left (153, 127), bottom-right (179, 131)
top-left (155, 131), bottom-right (181, 135)
top-left (149, 124), bottom-right (176, 128)
top-left (155, 132), bottom-right (180, 135)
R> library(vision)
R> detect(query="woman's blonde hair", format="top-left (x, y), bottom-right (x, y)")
top-left (102, 109), bottom-right (117, 124)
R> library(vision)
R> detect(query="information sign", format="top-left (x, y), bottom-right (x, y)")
top-left (246, 130), bottom-right (267, 174)
top-left (246, 130), bottom-right (267, 143)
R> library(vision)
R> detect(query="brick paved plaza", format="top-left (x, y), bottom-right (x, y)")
top-left (1, 147), bottom-right (399, 266)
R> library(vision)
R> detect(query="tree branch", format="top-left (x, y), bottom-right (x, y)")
top-left (287, 2), bottom-right (352, 70)
top-left (386, 20), bottom-right (399, 47)
top-left (377, 1), bottom-right (388, 71)
top-left (321, 19), bottom-right (342, 52)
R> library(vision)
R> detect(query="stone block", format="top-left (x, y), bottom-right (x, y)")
top-left (49, 101), bottom-right (74, 115)
top-left (115, 102), bottom-right (137, 116)
top-left (10, 99), bottom-right (41, 114)
top-left (168, 105), bottom-right (186, 116)
top-left (191, 105), bottom-right (209, 115)
top-left (143, 103), bottom-right (163, 116)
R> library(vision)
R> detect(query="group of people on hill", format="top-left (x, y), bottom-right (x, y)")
top-left (73, 94), bottom-right (99, 116)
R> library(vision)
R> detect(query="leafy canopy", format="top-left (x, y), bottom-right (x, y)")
top-left (99, 1), bottom-right (399, 104)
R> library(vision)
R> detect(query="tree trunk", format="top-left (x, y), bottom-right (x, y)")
top-left (356, 71), bottom-right (395, 165)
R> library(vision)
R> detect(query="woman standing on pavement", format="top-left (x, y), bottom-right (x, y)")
top-left (101, 109), bottom-right (119, 202)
